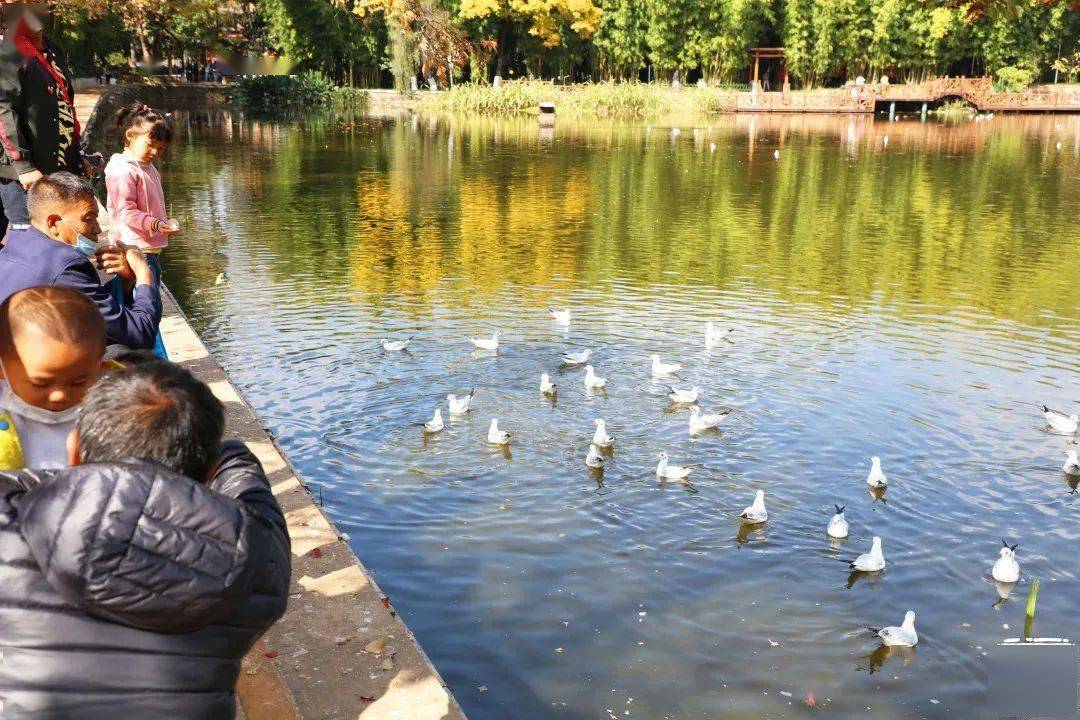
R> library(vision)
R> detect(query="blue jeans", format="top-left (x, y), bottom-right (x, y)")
top-left (0, 179), bottom-right (29, 230)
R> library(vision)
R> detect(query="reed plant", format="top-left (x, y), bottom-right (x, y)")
top-left (432, 80), bottom-right (741, 118)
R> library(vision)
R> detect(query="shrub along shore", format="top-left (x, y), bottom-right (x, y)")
top-left (426, 80), bottom-right (741, 116)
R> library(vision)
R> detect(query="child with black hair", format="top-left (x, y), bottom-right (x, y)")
top-left (105, 102), bottom-right (178, 358)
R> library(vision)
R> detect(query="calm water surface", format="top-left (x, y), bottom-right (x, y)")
top-left (150, 110), bottom-right (1079, 718)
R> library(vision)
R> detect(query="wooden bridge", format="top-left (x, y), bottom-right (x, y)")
top-left (734, 77), bottom-right (1080, 114)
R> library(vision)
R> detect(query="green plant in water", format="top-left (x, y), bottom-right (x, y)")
top-left (231, 72), bottom-right (369, 111)
top-left (932, 99), bottom-right (976, 118)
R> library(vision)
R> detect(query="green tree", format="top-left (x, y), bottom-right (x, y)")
top-left (594, 0), bottom-right (647, 79)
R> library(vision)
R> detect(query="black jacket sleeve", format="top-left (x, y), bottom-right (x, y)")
top-left (0, 41), bottom-right (34, 176)
top-left (207, 441), bottom-right (292, 627)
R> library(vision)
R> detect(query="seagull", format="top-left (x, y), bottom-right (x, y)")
top-left (549, 308), bottom-right (571, 326)
top-left (992, 539), bottom-right (1020, 583)
top-left (487, 418), bottom-right (510, 445)
top-left (866, 456), bottom-right (887, 487)
top-left (423, 408), bottom-right (443, 433)
top-left (705, 322), bottom-right (734, 347)
top-left (667, 386), bottom-right (700, 404)
top-left (592, 419), bottom-right (614, 447)
top-left (1065, 450), bottom-right (1080, 477)
top-left (447, 389), bottom-right (475, 416)
top-left (214, 272), bottom-right (227, 285)
top-left (562, 349), bottom-right (592, 366)
top-left (651, 354), bottom-right (682, 377)
top-left (584, 365), bottom-right (606, 390)
top-left (874, 611), bottom-right (918, 647)
top-left (773, 149), bottom-right (780, 160)
top-left (468, 332), bottom-right (500, 352)
top-left (688, 405), bottom-right (730, 434)
top-left (655, 451), bottom-right (696, 480)
top-left (1042, 405), bottom-right (1079, 435)
top-left (540, 373), bottom-right (557, 396)
top-left (850, 536), bottom-right (886, 572)
top-left (586, 444), bottom-right (605, 468)
top-left (380, 337), bottom-right (413, 352)
top-left (827, 504), bottom-right (849, 538)
top-left (740, 489), bottom-right (768, 523)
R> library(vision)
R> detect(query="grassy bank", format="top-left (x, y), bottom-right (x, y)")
top-left (427, 80), bottom-right (742, 117)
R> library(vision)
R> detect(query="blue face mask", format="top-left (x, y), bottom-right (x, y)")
top-left (74, 234), bottom-right (99, 257)
top-left (62, 219), bottom-right (99, 257)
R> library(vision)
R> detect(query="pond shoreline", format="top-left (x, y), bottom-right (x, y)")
top-left (81, 84), bottom-right (468, 720)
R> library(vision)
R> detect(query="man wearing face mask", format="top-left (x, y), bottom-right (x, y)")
top-left (0, 172), bottom-right (161, 350)
top-left (0, 2), bottom-right (85, 237)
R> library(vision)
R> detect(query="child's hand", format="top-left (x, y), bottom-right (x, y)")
top-left (159, 218), bottom-right (181, 234)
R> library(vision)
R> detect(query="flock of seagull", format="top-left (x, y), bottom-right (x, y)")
top-left (380, 311), bottom-right (1080, 650)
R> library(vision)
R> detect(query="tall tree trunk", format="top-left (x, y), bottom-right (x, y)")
top-left (495, 19), bottom-right (514, 78)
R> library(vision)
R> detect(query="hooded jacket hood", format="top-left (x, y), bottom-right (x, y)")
top-left (18, 460), bottom-right (258, 633)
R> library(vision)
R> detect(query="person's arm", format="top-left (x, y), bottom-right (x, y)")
top-left (0, 44), bottom-right (37, 183)
top-left (206, 441), bottom-right (291, 626)
top-left (105, 165), bottom-right (160, 236)
top-left (208, 441), bottom-right (289, 545)
top-left (54, 254), bottom-right (162, 350)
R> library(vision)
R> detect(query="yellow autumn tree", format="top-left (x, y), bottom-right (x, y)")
top-left (459, 0), bottom-right (602, 47)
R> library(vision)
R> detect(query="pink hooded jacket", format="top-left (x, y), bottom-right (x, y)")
top-left (105, 153), bottom-right (168, 250)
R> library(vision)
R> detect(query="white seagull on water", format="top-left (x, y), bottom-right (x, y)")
top-left (584, 365), bottom-right (607, 390)
top-left (549, 308), bottom-right (571, 326)
top-left (447, 389), bottom-right (475, 416)
top-left (866, 456), bottom-right (887, 487)
top-left (991, 540), bottom-right (1020, 583)
top-left (592, 419), bottom-right (614, 447)
top-left (487, 419), bottom-right (510, 445)
top-left (740, 489), bottom-right (768, 523)
top-left (874, 611), bottom-right (918, 647)
top-left (850, 536), bottom-right (886, 572)
top-left (468, 332), bottom-right (500, 352)
top-left (380, 337), bottom-right (413, 352)
top-left (655, 451), bottom-right (697, 480)
top-left (689, 405), bottom-right (730, 434)
top-left (540, 373), bottom-right (557, 396)
top-left (1064, 450), bottom-right (1080, 477)
top-left (562, 349), bottom-right (592, 366)
top-left (651, 355), bottom-right (682, 377)
top-left (827, 504), bottom-right (849, 538)
top-left (586, 444), bottom-right (605, 468)
top-left (705, 322), bottom-right (734, 347)
top-left (423, 408), bottom-right (443, 433)
top-left (667, 386), bottom-right (700, 404)
top-left (1042, 405), bottom-right (1079, 435)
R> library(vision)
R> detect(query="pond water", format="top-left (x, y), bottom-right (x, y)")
top-left (148, 109), bottom-right (1078, 718)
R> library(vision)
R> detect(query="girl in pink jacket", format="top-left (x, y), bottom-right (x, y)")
top-left (105, 103), bottom-right (178, 270)
top-left (105, 103), bottom-right (178, 357)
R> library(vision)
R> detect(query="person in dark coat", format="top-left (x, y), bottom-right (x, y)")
top-left (0, 2), bottom-right (84, 233)
top-left (0, 357), bottom-right (291, 719)
top-left (0, 171), bottom-right (161, 350)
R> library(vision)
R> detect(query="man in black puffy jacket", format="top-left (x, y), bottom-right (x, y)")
top-left (0, 357), bottom-right (291, 718)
